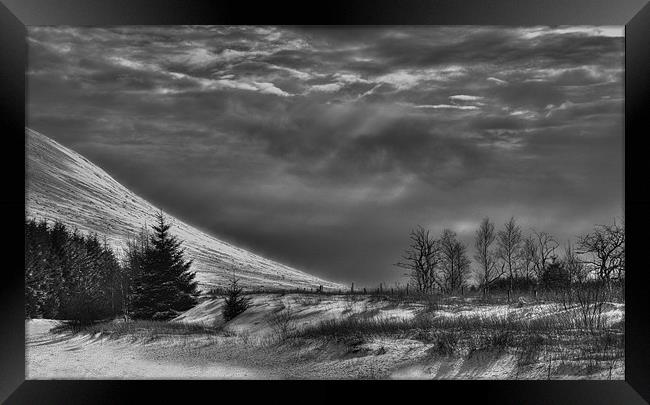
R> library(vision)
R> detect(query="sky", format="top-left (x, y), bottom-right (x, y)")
top-left (27, 26), bottom-right (624, 287)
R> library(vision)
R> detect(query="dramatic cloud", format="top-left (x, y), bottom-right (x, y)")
top-left (27, 26), bottom-right (624, 286)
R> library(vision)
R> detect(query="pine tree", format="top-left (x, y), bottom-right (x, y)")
top-left (123, 226), bottom-right (150, 318)
top-left (25, 219), bottom-right (52, 317)
top-left (60, 231), bottom-right (121, 324)
top-left (129, 211), bottom-right (198, 320)
top-left (222, 273), bottom-right (250, 322)
top-left (99, 236), bottom-right (124, 317)
top-left (25, 218), bottom-right (125, 323)
top-left (48, 221), bottom-right (70, 317)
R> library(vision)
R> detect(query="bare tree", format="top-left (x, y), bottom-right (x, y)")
top-left (474, 217), bottom-right (503, 295)
top-left (440, 229), bottom-right (471, 294)
top-left (563, 241), bottom-right (588, 284)
top-left (395, 226), bottom-right (442, 294)
top-left (577, 219), bottom-right (625, 288)
top-left (521, 235), bottom-right (537, 284)
top-left (531, 230), bottom-right (559, 282)
top-left (497, 217), bottom-right (523, 293)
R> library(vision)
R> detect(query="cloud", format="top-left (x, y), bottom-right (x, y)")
top-left (374, 66), bottom-right (466, 90)
top-left (27, 26), bottom-right (624, 285)
top-left (415, 104), bottom-right (480, 111)
top-left (487, 77), bottom-right (508, 85)
top-left (309, 83), bottom-right (344, 93)
top-left (519, 26), bottom-right (623, 39)
top-left (449, 95), bottom-right (483, 102)
top-left (492, 80), bottom-right (566, 109)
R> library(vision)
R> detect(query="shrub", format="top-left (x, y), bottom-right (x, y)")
top-left (540, 260), bottom-right (571, 291)
top-left (152, 310), bottom-right (180, 321)
top-left (479, 330), bottom-right (514, 352)
top-left (433, 331), bottom-right (459, 355)
top-left (424, 294), bottom-right (440, 312)
top-left (518, 334), bottom-right (546, 365)
top-left (270, 304), bottom-right (295, 340)
top-left (61, 292), bottom-right (111, 325)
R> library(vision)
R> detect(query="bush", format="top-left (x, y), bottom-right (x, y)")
top-left (270, 305), bottom-right (295, 339)
top-left (152, 310), bottom-right (180, 321)
top-left (424, 294), bottom-right (441, 312)
top-left (433, 331), bottom-right (459, 355)
top-left (517, 334), bottom-right (546, 366)
top-left (482, 330), bottom-right (514, 351)
top-left (61, 292), bottom-right (111, 325)
top-left (540, 260), bottom-right (571, 291)
top-left (487, 276), bottom-right (537, 293)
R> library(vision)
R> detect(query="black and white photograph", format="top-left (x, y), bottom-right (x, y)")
top-left (24, 25), bottom-right (625, 380)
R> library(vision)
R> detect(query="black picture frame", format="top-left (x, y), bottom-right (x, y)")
top-left (1, 1), bottom-right (649, 403)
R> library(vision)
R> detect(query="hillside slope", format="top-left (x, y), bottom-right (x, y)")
top-left (25, 128), bottom-right (344, 291)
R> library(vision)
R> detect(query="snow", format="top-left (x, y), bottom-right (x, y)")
top-left (390, 351), bottom-right (519, 380)
top-left (25, 128), bottom-right (344, 291)
top-left (174, 294), bottom-right (422, 338)
top-left (26, 320), bottom-right (266, 379)
top-left (434, 301), bottom-right (624, 328)
top-left (26, 295), bottom-right (624, 379)
top-left (175, 294), bottom-right (625, 338)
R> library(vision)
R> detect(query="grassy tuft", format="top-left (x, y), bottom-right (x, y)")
top-left (51, 319), bottom-right (221, 340)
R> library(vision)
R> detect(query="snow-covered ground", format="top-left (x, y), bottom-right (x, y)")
top-left (175, 294), bottom-right (624, 338)
top-left (26, 319), bottom-right (265, 379)
top-left (26, 295), bottom-right (624, 379)
top-left (25, 128), bottom-right (344, 291)
top-left (174, 294), bottom-right (421, 337)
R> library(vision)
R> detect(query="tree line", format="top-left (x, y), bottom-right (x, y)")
top-left (397, 217), bottom-right (624, 296)
top-left (25, 211), bottom-right (199, 323)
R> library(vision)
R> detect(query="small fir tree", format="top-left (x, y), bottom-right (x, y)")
top-left (129, 211), bottom-right (198, 320)
top-left (222, 273), bottom-right (250, 322)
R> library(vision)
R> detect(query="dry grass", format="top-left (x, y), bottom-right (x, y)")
top-left (47, 292), bottom-right (623, 379)
top-left (290, 306), bottom-right (624, 378)
top-left (270, 305), bottom-right (296, 341)
top-left (52, 319), bottom-right (221, 340)
top-left (293, 308), bottom-right (620, 339)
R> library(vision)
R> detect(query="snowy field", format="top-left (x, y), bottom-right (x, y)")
top-left (26, 294), bottom-right (624, 380)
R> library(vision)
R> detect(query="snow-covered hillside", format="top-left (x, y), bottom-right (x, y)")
top-left (25, 128), bottom-right (344, 291)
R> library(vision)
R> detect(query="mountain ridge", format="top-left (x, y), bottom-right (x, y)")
top-left (25, 128), bottom-right (344, 291)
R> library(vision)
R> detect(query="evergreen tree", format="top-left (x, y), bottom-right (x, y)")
top-left (222, 273), bottom-right (250, 322)
top-left (540, 258), bottom-right (570, 291)
top-left (129, 211), bottom-right (198, 320)
top-left (99, 237), bottom-right (124, 317)
top-left (60, 231), bottom-right (121, 323)
top-left (49, 221), bottom-right (70, 317)
top-left (25, 219), bottom-right (52, 317)
top-left (25, 218), bottom-right (124, 323)
top-left (123, 226), bottom-right (150, 318)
